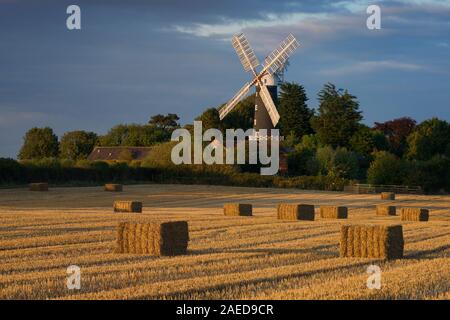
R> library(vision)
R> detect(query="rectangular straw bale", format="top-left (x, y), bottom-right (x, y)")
top-left (141, 223), bottom-right (149, 253)
top-left (353, 225), bottom-right (362, 257)
top-left (376, 205), bottom-right (396, 216)
top-left (126, 223), bottom-right (138, 253)
top-left (360, 227), bottom-right (368, 258)
top-left (339, 224), bottom-right (404, 260)
top-left (320, 206), bottom-right (348, 219)
top-left (104, 183), bottom-right (123, 192)
top-left (29, 183), bottom-right (48, 191)
top-left (381, 192), bottom-right (395, 200)
top-left (223, 203), bottom-right (252, 216)
top-left (113, 200), bottom-right (142, 213)
top-left (340, 225), bottom-right (349, 257)
top-left (116, 222), bottom-right (126, 253)
top-left (400, 208), bottom-right (429, 221)
top-left (116, 221), bottom-right (189, 256)
top-left (372, 227), bottom-right (380, 258)
top-left (277, 203), bottom-right (315, 221)
top-left (135, 223), bottom-right (143, 254)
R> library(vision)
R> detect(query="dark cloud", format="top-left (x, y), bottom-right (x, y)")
top-left (0, 0), bottom-right (449, 157)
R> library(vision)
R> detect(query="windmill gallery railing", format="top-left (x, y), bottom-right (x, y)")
top-left (344, 184), bottom-right (423, 195)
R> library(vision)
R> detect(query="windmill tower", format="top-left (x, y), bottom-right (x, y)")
top-left (219, 33), bottom-right (300, 138)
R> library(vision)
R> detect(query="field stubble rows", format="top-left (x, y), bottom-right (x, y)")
top-left (0, 184), bottom-right (449, 299)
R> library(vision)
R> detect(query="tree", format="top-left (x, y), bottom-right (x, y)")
top-left (297, 134), bottom-right (320, 151)
top-left (404, 155), bottom-right (450, 192)
top-left (196, 108), bottom-right (221, 132)
top-left (142, 141), bottom-right (178, 167)
top-left (277, 82), bottom-right (313, 138)
top-left (350, 125), bottom-right (388, 156)
top-left (118, 149), bottom-right (133, 162)
top-left (315, 145), bottom-right (335, 175)
top-left (99, 124), bottom-right (167, 147)
top-left (333, 147), bottom-right (359, 180)
top-left (221, 94), bottom-right (254, 131)
top-left (373, 117), bottom-right (416, 156)
top-left (283, 131), bottom-right (300, 148)
top-left (367, 151), bottom-right (408, 185)
top-left (148, 113), bottom-right (180, 131)
top-left (287, 147), bottom-right (314, 176)
top-left (312, 145), bottom-right (359, 179)
top-left (311, 83), bottom-right (362, 148)
top-left (59, 130), bottom-right (98, 160)
top-left (406, 118), bottom-right (450, 161)
top-left (18, 127), bottom-right (59, 160)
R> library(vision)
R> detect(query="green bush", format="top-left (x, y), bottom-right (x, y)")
top-left (333, 147), bottom-right (359, 180)
top-left (404, 156), bottom-right (450, 193)
top-left (367, 151), bottom-right (408, 185)
top-left (273, 175), bottom-right (347, 191)
top-left (0, 157), bottom-right (348, 191)
top-left (287, 148), bottom-right (314, 176)
top-left (313, 146), bottom-right (359, 179)
top-left (142, 141), bottom-right (178, 168)
top-left (0, 158), bottom-right (25, 183)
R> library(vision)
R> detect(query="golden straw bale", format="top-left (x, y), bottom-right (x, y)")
top-left (381, 192), bottom-right (395, 200)
top-left (116, 221), bottom-right (189, 256)
top-left (113, 201), bottom-right (142, 213)
top-left (223, 203), bottom-right (252, 216)
top-left (353, 225), bottom-right (362, 257)
top-left (116, 222), bottom-right (126, 253)
top-left (340, 224), bottom-right (404, 260)
top-left (360, 227), bottom-right (368, 258)
top-left (320, 206), bottom-right (348, 219)
top-left (277, 203), bottom-right (315, 221)
top-left (400, 208), bottom-right (429, 221)
top-left (340, 225), bottom-right (349, 257)
top-left (376, 205), bottom-right (396, 216)
top-left (104, 184), bottom-right (123, 192)
top-left (141, 224), bottom-right (150, 254)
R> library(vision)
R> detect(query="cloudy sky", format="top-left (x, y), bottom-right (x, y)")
top-left (1, 0), bottom-right (449, 158)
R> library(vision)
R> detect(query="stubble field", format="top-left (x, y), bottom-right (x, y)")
top-left (0, 184), bottom-right (449, 300)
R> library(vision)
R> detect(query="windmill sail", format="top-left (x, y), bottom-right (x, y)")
top-left (262, 34), bottom-right (299, 75)
top-left (220, 33), bottom-right (299, 129)
top-left (232, 33), bottom-right (260, 74)
top-left (219, 82), bottom-right (252, 120)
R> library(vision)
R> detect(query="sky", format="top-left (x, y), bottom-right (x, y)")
top-left (0, 0), bottom-right (449, 158)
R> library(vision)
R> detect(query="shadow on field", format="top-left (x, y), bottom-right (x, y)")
top-left (405, 244), bottom-right (450, 259)
top-left (188, 243), bottom-right (338, 256)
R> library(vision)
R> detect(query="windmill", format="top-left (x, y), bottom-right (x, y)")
top-left (219, 33), bottom-right (300, 138)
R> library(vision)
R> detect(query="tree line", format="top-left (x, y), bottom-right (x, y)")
top-left (8, 82), bottom-right (450, 192)
top-left (17, 113), bottom-right (181, 161)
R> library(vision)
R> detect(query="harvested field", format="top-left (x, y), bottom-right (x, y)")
top-left (0, 184), bottom-right (449, 300)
